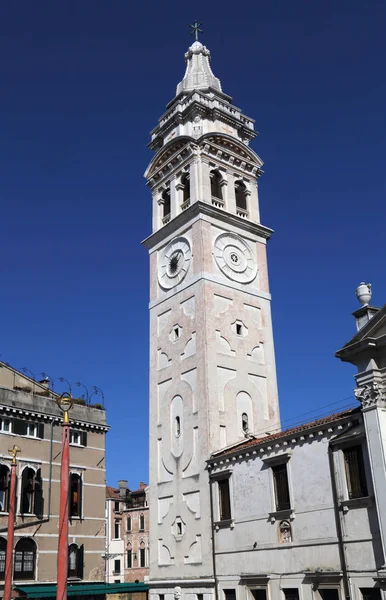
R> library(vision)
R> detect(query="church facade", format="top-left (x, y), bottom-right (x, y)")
top-left (143, 38), bottom-right (386, 600)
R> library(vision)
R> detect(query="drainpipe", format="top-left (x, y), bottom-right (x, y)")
top-left (328, 444), bottom-right (351, 600)
top-left (209, 473), bottom-right (219, 600)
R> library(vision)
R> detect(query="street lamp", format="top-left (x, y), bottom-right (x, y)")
top-left (4, 445), bottom-right (21, 600)
top-left (56, 393), bottom-right (74, 600)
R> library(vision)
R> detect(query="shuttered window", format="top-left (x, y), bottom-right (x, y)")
top-left (218, 478), bottom-right (231, 521)
top-left (272, 463), bottom-right (291, 511)
top-left (343, 445), bottom-right (368, 499)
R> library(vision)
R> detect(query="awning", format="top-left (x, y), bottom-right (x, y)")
top-left (15, 581), bottom-right (149, 598)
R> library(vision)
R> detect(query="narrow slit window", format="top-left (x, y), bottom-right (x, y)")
top-left (236, 323), bottom-right (242, 335)
top-left (343, 445), bottom-right (368, 499)
top-left (175, 416), bottom-right (181, 437)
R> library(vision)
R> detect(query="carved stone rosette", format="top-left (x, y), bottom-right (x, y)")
top-left (354, 382), bottom-right (386, 409)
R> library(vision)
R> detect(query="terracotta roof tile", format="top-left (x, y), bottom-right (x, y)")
top-left (106, 486), bottom-right (121, 500)
top-left (211, 407), bottom-right (360, 459)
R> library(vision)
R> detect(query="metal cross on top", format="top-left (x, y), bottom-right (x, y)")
top-left (190, 20), bottom-right (203, 41)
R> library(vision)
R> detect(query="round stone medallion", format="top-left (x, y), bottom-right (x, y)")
top-left (214, 233), bottom-right (257, 283)
top-left (158, 237), bottom-right (191, 289)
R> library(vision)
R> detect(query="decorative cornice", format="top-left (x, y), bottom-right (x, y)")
top-left (142, 201), bottom-right (273, 251)
top-left (354, 381), bottom-right (386, 409)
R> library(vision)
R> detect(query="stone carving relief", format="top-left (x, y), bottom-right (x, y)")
top-left (158, 237), bottom-right (192, 290)
top-left (174, 586), bottom-right (182, 600)
top-left (158, 350), bottom-right (171, 370)
top-left (181, 296), bottom-right (195, 318)
top-left (279, 520), bottom-right (292, 543)
top-left (181, 332), bottom-right (196, 360)
top-left (214, 294), bottom-right (233, 317)
top-left (354, 381), bottom-right (386, 408)
top-left (184, 535), bottom-right (202, 564)
top-left (183, 490), bottom-right (200, 519)
top-left (158, 496), bottom-right (173, 524)
top-left (158, 540), bottom-right (173, 565)
top-left (248, 344), bottom-right (265, 364)
top-left (216, 331), bottom-right (235, 356)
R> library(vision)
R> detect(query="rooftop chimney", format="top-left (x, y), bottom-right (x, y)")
top-left (117, 479), bottom-right (128, 499)
top-left (139, 481), bottom-right (147, 491)
top-left (353, 282), bottom-right (379, 331)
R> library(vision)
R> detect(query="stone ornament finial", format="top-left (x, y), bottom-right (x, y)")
top-left (356, 282), bottom-right (372, 306)
top-left (354, 382), bottom-right (386, 408)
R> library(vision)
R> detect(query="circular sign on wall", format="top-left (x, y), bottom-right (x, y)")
top-left (214, 233), bottom-right (257, 283)
top-left (158, 237), bottom-right (192, 289)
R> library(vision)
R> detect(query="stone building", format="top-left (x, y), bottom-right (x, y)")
top-left (143, 34), bottom-right (386, 600)
top-left (205, 285), bottom-right (386, 600)
top-left (144, 38), bottom-right (280, 600)
top-left (0, 361), bottom-right (108, 597)
top-left (106, 481), bottom-right (149, 584)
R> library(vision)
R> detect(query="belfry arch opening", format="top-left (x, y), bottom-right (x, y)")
top-left (235, 180), bottom-right (248, 211)
top-left (162, 187), bottom-right (171, 219)
top-left (210, 170), bottom-right (223, 202)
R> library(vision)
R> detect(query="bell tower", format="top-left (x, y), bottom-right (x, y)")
top-left (144, 38), bottom-right (281, 599)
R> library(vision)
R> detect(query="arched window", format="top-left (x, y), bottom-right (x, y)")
top-left (0, 537), bottom-right (6, 580)
top-left (14, 538), bottom-right (36, 580)
top-left (162, 188), bottom-right (171, 220)
top-left (139, 513), bottom-right (145, 531)
top-left (0, 466), bottom-right (10, 512)
top-left (20, 468), bottom-right (43, 516)
top-left (235, 180), bottom-right (247, 211)
top-left (127, 543), bottom-right (132, 568)
top-left (180, 173), bottom-right (190, 206)
top-left (242, 413), bottom-right (249, 434)
top-left (139, 541), bottom-right (146, 567)
top-left (210, 170), bottom-right (223, 202)
top-left (68, 543), bottom-right (83, 579)
top-left (70, 473), bottom-right (82, 518)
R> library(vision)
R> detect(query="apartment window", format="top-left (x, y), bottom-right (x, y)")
top-left (251, 590), bottom-right (267, 600)
top-left (21, 467), bottom-right (43, 516)
top-left (224, 590), bottom-right (236, 600)
top-left (139, 547), bottom-right (146, 567)
top-left (70, 473), bottom-right (82, 518)
top-left (12, 419), bottom-right (44, 439)
top-left (70, 430), bottom-right (87, 447)
top-left (218, 478), bottom-right (232, 521)
top-left (127, 548), bottom-right (132, 568)
top-left (26, 423), bottom-right (37, 438)
top-left (68, 543), bottom-right (83, 579)
top-left (272, 463), bottom-right (291, 511)
top-left (139, 514), bottom-right (145, 531)
top-left (343, 445), bottom-right (368, 499)
top-left (114, 501), bottom-right (120, 512)
top-left (361, 589), bottom-right (382, 600)
top-left (283, 590), bottom-right (299, 600)
top-left (0, 537), bottom-right (6, 580)
top-left (0, 466), bottom-right (10, 512)
top-left (318, 590), bottom-right (340, 600)
top-left (114, 559), bottom-right (121, 574)
top-left (14, 538), bottom-right (36, 580)
top-left (127, 516), bottom-right (132, 531)
top-left (0, 419), bottom-right (12, 433)
top-left (114, 521), bottom-right (120, 539)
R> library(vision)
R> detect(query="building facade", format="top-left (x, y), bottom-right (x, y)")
top-left (106, 481), bottom-right (149, 585)
top-left (144, 39), bottom-right (280, 600)
top-left (0, 362), bottom-right (108, 596)
top-left (205, 287), bottom-right (386, 600)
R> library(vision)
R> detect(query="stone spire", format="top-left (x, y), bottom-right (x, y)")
top-left (176, 41), bottom-right (222, 95)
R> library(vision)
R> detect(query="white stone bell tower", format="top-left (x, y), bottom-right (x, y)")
top-left (143, 39), bottom-right (281, 599)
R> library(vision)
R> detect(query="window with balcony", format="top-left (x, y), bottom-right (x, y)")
top-left (70, 473), bottom-right (82, 518)
top-left (21, 468), bottom-right (43, 516)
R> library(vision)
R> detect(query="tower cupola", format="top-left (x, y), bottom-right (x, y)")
top-left (176, 41), bottom-right (222, 95)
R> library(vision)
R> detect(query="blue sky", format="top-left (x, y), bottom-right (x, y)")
top-left (1, 0), bottom-right (385, 488)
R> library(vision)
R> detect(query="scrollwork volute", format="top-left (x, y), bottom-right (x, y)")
top-left (354, 382), bottom-right (386, 408)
